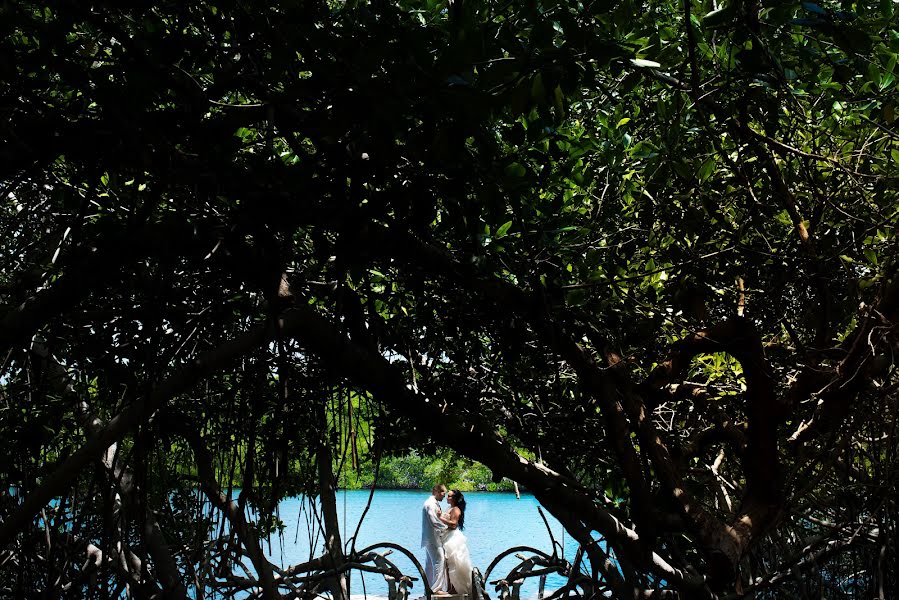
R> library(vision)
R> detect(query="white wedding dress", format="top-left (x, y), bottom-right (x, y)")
top-left (443, 528), bottom-right (473, 598)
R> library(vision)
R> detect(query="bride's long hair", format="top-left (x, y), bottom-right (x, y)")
top-left (451, 490), bottom-right (466, 530)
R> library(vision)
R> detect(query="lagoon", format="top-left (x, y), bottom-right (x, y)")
top-left (263, 490), bottom-right (586, 599)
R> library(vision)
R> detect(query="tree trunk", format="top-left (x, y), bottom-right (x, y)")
top-left (317, 398), bottom-right (348, 600)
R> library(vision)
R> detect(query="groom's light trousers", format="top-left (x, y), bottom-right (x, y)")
top-left (424, 542), bottom-right (448, 593)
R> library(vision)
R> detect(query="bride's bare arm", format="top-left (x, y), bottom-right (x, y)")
top-left (439, 507), bottom-right (461, 529)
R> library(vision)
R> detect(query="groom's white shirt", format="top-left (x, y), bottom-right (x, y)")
top-left (421, 495), bottom-right (447, 547)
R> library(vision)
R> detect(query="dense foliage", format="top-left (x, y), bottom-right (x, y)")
top-left (2, 0), bottom-right (899, 598)
top-left (339, 451), bottom-right (516, 491)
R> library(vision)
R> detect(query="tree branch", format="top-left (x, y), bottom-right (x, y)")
top-left (790, 270), bottom-right (899, 444)
top-left (0, 312), bottom-right (286, 551)
top-left (279, 301), bottom-right (711, 595)
top-left (176, 422), bottom-right (280, 600)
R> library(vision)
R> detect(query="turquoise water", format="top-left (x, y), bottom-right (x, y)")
top-left (263, 490), bottom-right (587, 598)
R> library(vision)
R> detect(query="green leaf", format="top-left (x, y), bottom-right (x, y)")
top-left (553, 85), bottom-right (565, 119)
top-left (860, 277), bottom-right (878, 289)
top-left (504, 162), bottom-right (526, 178)
top-left (698, 157), bottom-right (716, 181)
top-left (630, 58), bottom-right (661, 69)
top-left (496, 220), bottom-right (513, 237)
top-left (868, 63), bottom-right (882, 87)
top-left (702, 4), bottom-right (735, 28)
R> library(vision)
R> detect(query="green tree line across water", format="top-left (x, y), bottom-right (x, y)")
top-left (338, 451), bottom-right (516, 492)
top-left (327, 390), bottom-right (517, 491)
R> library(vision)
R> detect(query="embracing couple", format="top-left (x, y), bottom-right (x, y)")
top-left (421, 484), bottom-right (472, 597)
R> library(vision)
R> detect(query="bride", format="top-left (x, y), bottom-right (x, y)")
top-left (439, 490), bottom-right (473, 598)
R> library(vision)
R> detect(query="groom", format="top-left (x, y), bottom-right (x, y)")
top-left (421, 484), bottom-right (449, 595)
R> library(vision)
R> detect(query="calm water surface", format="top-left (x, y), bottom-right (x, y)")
top-left (263, 490), bottom-right (586, 599)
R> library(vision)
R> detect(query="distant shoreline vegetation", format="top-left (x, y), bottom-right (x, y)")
top-left (337, 451), bottom-right (517, 492)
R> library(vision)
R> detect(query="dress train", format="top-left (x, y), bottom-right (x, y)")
top-left (443, 529), bottom-right (472, 597)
